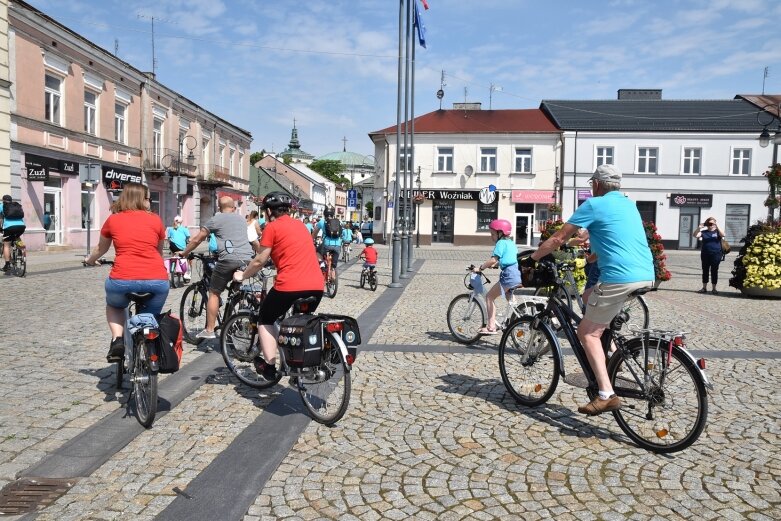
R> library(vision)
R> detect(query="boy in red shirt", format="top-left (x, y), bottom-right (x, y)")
top-left (359, 238), bottom-right (378, 269)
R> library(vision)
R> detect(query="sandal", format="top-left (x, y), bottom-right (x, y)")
top-left (477, 327), bottom-right (499, 335)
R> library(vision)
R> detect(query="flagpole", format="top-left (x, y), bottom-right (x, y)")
top-left (390, 0), bottom-right (404, 288)
top-left (406, 1), bottom-right (417, 273)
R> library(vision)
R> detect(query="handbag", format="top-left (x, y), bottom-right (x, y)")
top-left (720, 238), bottom-right (731, 254)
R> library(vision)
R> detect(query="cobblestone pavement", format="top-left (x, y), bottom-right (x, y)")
top-left (0, 247), bottom-right (779, 520)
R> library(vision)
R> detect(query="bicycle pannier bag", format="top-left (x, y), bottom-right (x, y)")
top-left (720, 238), bottom-right (731, 254)
top-left (278, 314), bottom-right (324, 367)
top-left (2, 201), bottom-right (23, 220)
top-left (157, 312), bottom-right (184, 373)
top-left (326, 218), bottom-right (341, 239)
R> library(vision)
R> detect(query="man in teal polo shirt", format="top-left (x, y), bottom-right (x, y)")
top-left (528, 164), bottom-right (654, 416)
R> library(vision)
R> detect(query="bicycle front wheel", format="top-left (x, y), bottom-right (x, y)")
top-left (221, 311), bottom-right (280, 389)
top-left (298, 336), bottom-right (351, 425)
top-left (325, 272), bottom-right (338, 298)
top-left (133, 340), bottom-right (158, 428)
top-left (180, 284), bottom-right (207, 344)
top-left (499, 316), bottom-right (560, 406)
top-left (446, 293), bottom-right (485, 344)
top-left (609, 337), bottom-right (708, 453)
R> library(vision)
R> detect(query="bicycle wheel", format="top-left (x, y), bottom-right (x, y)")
top-left (608, 337), bottom-right (708, 453)
top-left (498, 316), bottom-right (560, 406)
top-left (360, 271), bottom-right (366, 288)
top-left (446, 293), bottom-right (485, 344)
top-left (369, 271), bottom-right (377, 291)
top-left (180, 284), bottom-right (207, 344)
top-left (221, 311), bottom-right (281, 389)
top-left (325, 271), bottom-right (338, 298)
top-left (534, 285), bottom-right (572, 312)
top-left (621, 295), bottom-right (650, 330)
top-left (133, 339), bottom-right (158, 428)
top-left (12, 246), bottom-right (26, 277)
top-left (298, 336), bottom-right (351, 425)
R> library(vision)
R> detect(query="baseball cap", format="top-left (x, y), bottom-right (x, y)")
top-left (174, 215), bottom-right (182, 223)
top-left (590, 164), bottom-right (622, 183)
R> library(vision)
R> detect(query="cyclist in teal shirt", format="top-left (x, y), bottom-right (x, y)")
top-left (474, 219), bottom-right (521, 335)
top-left (1, 195), bottom-right (26, 273)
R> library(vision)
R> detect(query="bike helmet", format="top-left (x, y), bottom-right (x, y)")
top-left (2, 194), bottom-right (11, 203)
top-left (489, 219), bottom-right (512, 236)
top-left (261, 191), bottom-right (292, 210)
top-left (364, 238), bottom-right (375, 245)
top-left (323, 207), bottom-right (335, 218)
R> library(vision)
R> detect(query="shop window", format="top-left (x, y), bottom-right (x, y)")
top-left (535, 205), bottom-right (549, 223)
top-left (514, 203), bottom-right (534, 213)
top-left (477, 199), bottom-right (498, 231)
top-left (636, 201), bottom-right (657, 224)
top-left (725, 204), bottom-right (750, 244)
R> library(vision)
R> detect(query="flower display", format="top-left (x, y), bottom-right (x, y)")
top-left (644, 221), bottom-right (671, 282)
top-left (547, 203), bottom-right (562, 215)
top-left (539, 218), bottom-right (564, 241)
top-left (730, 219), bottom-right (781, 291)
top-left (764, 163), bottom-right (781, 187)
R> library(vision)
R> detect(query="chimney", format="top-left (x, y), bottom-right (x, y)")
top-left (452, 102), bottom-right (482, 110)
top-left (617, 89), bottom-right (662, 100)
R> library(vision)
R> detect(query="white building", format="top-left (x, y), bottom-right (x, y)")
top-left (541, 90), bottom-right (779, 249)
top-left (369, 104), bottom-right (562, 247)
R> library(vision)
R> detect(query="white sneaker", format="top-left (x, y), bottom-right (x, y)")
top-left (183, 273), bottom-right (191, 283)
top-left (196, 329), bottom-right (216, 339)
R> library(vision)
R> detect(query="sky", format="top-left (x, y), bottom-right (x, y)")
top-left (22, 0), bottom-right (781, 159)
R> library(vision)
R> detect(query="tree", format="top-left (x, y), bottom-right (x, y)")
top-left (309, 159), bottom-right (349, 185)
top-left (249, 151), bottom-right (264, 165)
top-left (365, 201), bottom-right (374, 218)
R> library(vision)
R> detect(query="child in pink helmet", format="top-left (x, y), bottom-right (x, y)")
top-left (473, 219), bottom-right (521, 335)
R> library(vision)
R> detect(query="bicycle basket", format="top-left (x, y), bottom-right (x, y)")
top-left (521, 262), bottom-right (557, 288)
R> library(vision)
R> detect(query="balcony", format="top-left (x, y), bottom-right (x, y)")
top-left (197, 164), bottom-right (232, 187)
top-left (143, 148), bottom-right (197, 177)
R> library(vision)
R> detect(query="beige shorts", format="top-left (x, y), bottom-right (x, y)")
top-left (584, 281), bottom-right (653, 325)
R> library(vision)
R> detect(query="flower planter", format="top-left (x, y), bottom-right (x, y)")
top-left (740, 286), bottom-right (781, 298)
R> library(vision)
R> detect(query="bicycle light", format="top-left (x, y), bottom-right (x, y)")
top-left (673, 336), bottom-right (684, 346)
top-left (325, 322), bottom-right (344, 333)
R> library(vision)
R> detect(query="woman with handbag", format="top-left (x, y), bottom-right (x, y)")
top-left (693, 216), bottom-right (726, 294)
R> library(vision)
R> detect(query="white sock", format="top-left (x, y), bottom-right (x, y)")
top-left (598, 390), bottom-right (613, 400)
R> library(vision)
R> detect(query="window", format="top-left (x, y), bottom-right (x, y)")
top-left (436, 147), bottom-right (453, 172)
top-left (219, 145), bottom-right (225, 168)
top-left (514, 148), bottom-right (532, 173)
top-left (682, 148), bottom-right (701, 175)
top-left (637, 147), bottom-right (658, 174)
top-left (725, 204), bottom-right (750, 244)
top-left (535, 205), bottom-right (549, 224)
top-left (44, 74), bottom-right (62, 124)
top-left (480, 147), bottom-right (497, 173)
top-left (202, 139), bottom-right (210, 166)
top-left (84, 91), bottom-right (97, 135)
top-left (114, 103), bottom-right (126, 144)
top-left (153, 119), bottom-right (164, 166)
top-left (148, 191), bottom-right (160, 215)
top-left (596, 146), bottom-right (614, 167)
top-left (635, 201), bottom-right (657, 224)
top-left (81, 186), bottom-right (96, 229)
top-left (732, 149), bottom-right (751, 175)
top-left (477, 200), bottom-right (498, 231)
top-left (398, 147), bottom-right (413, 173)
top-left (229, 149), bottom-right (235, 177)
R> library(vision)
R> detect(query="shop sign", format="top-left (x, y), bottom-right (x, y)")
top-left (404, 189), bottom-right (479, 201)
top-left (511, 190), bottom-right (555, 203)
top-left (670, 193), bottom-right (712, 207)
top-left (577, 190), bottom-right (593, 201)
top-left (102, 166), bottom-right (142, 190)
top-left (59, 160), bottom-right (77, 174)
top-left (25, 155), bottom-right (49, 181)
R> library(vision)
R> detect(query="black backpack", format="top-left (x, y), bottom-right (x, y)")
top-left (3, 201), bottom-right (23, 220)
top-left (326, 218), bottom-right (341, 239)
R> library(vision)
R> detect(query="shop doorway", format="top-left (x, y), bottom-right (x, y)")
top-left (43, 186), bottom-right (62, 245)
top-left (678, 207), bottom-right (700, 249)
top-left (431, 199), bottom-right (454, 243)
top-left (515, 214), bottom-right (533, 247)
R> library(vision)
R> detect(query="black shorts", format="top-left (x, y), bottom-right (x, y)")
top-left (209, 259), bottom-right (247, 294)
top-left (259, 288), bottom-right (323, 325)
top-left (2, 225), bottom-right (25, 242)
top-left (168, 241), bottom-right (184, 254)
top-left (318, 244), bottom-right (341, 268)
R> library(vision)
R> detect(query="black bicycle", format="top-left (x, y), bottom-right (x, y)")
top-left (359, 264), bottom-right (378, 291)
top-left (8, 237), bottom-right (26, 277)
top-left (498, 260), bottom-right (711, 453)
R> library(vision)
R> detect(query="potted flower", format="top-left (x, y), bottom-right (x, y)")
top-left (413, 193), bottom-right (425, 204)
top-left (643, 221), bottom-right (671, 286)
top-left (729, 219), bottom-right (781, 298)
top-left (547, 203), bottom-right (562, 217)
top-left (764, 195), bottom-right (780, 209)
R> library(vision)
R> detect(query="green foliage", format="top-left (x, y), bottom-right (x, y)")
top-left (365, 201), bottom-right (374, 217)
top-left (730, 219), bottom-right (781, 290)
top-left (249, 151), bottom-right (264, 165)
top-left (309, 159), bottom-right (348, 185)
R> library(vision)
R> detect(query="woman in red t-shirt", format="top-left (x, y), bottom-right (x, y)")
top-left (85, 182), bottom-right (169, 362)
top-left (234, 191), bottom-right (323, 381)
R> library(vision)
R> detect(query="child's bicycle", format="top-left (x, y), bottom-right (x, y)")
top-left (446, 265), bottom-right (547, 344)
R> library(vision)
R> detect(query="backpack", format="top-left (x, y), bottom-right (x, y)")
top-left (3, 201), bottom-right (23, 220)
top-left (157, 312), bottom-right (183, 373)
top-left (326, 218), bottom-right (341, 239)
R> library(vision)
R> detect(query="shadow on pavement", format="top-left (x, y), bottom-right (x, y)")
top-left (425, 331), bottom-right (500, 350)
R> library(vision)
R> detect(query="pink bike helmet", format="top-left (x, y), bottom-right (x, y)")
top-left (489, 219), bottom-right (512, 236)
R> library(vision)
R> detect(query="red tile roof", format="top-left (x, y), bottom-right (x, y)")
top-left (369, 109), bottom-right (559, 136)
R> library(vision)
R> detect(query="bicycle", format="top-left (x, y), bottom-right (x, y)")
top-left (321, 249), bottom-right (338, 298)
top-left (8, 237), bottom-right (26, 277)
top-left (179, 253), bottom-right (264, 343)
top-left (446, 265), bottom-right (547, 344)
top-left (498, 260), bottom-right (711, 453)
top-left (165, 256), bottom-right (187, 288)
top-left (359, 264), bottom-right (378, 291)
top-left (341, 241), bottom-right (351, 262)
top-left (220, 296), bottom-right (359, 425)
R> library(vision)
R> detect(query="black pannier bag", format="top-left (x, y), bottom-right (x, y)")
top-left (157, 312), bottom-right (184, 373)
top-left (278, 314), bottom-right (361, 368)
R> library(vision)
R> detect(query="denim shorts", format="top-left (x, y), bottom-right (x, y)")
top-left (105, 278), bottom-right (170, 315)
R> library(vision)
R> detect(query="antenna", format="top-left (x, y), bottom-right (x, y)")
top-left (489, 83), bottom-right (502, 110)
top-left (137, 14), bottom-right (175, 77)
top-left (114, 39), bottom-right (119, 56)
top-left (436, 70), bottom-right (446, 109)
top-left (464, 87), bottom-right (468, 104)
top-left (762, 66), bottom-right (769, 95)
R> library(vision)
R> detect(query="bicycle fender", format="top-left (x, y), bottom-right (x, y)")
top-left (328, 331), bottom-right (352, 371)
top-left (675, 345), bottom-right (713, 391)
top-left (531, 314), bottom-right (566, 376)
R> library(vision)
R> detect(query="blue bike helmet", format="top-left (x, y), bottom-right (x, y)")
top-left (364, 238), bottom-right (375, 245)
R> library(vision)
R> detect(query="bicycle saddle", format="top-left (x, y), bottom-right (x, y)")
top-left (292, 296), bottom-right (319, 314)
top-left (125, 292), bottom-right (154, 304)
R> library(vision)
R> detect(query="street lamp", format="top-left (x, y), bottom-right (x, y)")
top-left (415, 167), bottom-right (422, 248)
top-left (168, 135), bottom-right (197, 215)
top-left (757, 103), bottom-right (781, 220)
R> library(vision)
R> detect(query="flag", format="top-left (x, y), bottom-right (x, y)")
top-left (414, 0), bottom-right (427, 48)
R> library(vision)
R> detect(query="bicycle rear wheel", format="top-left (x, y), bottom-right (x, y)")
top-left (133, 339), bottom-right (158, 428)
top-left (608, 337), bottom-right (708, 453)
top-left (499, 316), bottom-right (560, 406)
top-left (180, 284), bottom-right (207, 344)
top-left (369, 271), bottom-right (377, 291)
top-left (12, 246), bottom-right (26, 277)
top-left (298, 336), bottom-right (351, 425)
top-left (325, 272), bottom-right (338, 298)
top-left (446, 293), bottom-right (485, 344)
top-left (221, 311), bottom-right (281, 389)
top-left (621, 295), bottom-right (650, 330)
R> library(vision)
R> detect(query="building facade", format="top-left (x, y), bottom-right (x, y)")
top-left (8, 0), bottom-right (251, 251)
top-left (369, 105), bottom-right (561, 246)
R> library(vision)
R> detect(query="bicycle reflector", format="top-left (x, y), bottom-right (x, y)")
top-left (697, 358), bottom-right (706, 370)
top-left (144, 328), bottom-right (159, 340)
top-left (325, 322), bottom-right (344, 333)
top-left (673, 336), bottom-right (684, 346)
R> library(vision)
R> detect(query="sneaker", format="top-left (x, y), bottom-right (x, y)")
top-left (578, 394), bottom-right (621, 416)
top-left (253, 357), bottom-right (277, 381)
top-left (1, 263), bottom-right (9, 272)
top-left (195, 329), bottom-right (216, 339)
top-left (106, 337), bottom-right (125, 363)
top-left (697, 288), bottom-right (707, 294)
top-left (183, 273), bottom-right (191, 283)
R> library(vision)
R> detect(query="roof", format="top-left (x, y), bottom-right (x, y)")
top-left (540, 99), bottom-right (778, 132)
top-left (315, 151), bottom-right (373, 167)
top-left (735, 94), bottom-right (781, 118)
top-left (369, 109), bottom-right (559, 137)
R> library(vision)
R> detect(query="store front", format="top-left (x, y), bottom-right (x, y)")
top-left (511, 190), bottom-right (555, 246)
top-left (670, 193), bottom-right (712, 250)
top-left (432, 199), bottom-right (454, 243)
